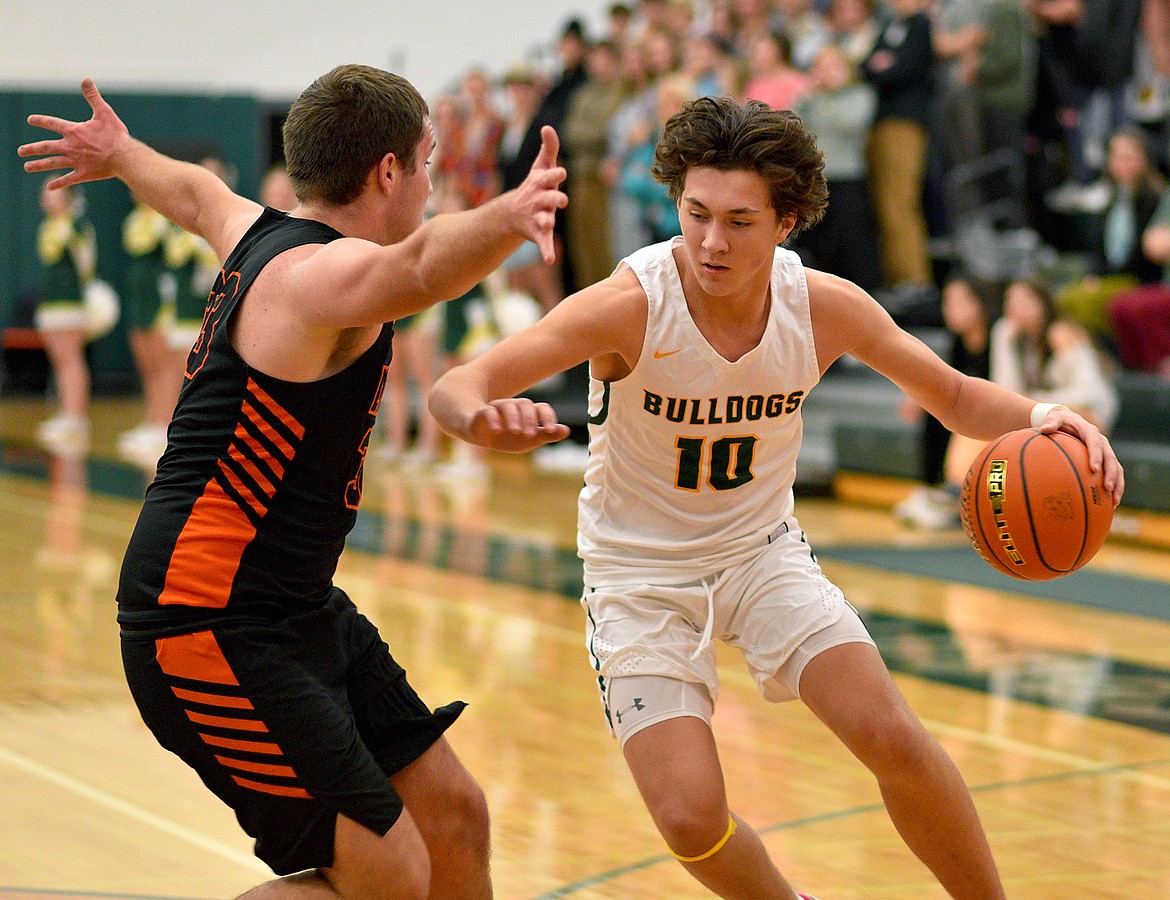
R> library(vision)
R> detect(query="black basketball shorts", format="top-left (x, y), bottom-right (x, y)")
top-left (120, 588), bottom-right (465, 875)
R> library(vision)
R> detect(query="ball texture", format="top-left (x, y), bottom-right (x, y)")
top-left (960, 428), bottom-right (1113, 580)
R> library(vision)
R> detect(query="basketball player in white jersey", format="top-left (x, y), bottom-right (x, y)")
top-left (430, 96), bottom-right (1123, 899)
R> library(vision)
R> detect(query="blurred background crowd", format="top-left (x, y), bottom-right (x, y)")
top-left (21, 0), bottom-right (1170, 502)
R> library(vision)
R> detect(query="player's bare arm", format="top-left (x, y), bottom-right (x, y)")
top-left (18, 79), bottom-right (260, 261)
top-left (430, 267), bottom-right (647, 453)
top-left (286, 126), bottom-right (567, 329)
top-left (807, 270), bottom-right (1123, 497)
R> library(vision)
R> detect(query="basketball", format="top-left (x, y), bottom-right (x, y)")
top-left (960, 428), bottom-right (1113, 581)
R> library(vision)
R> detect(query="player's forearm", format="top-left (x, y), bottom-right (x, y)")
top-left (939, 376), bottom-right (1035, 439)
top-left (409, 198), bottom-right (527, 300)
top-left (110, 140), bottom-right (221, 238)
top-left (429, 366), bottom-right (492, 442)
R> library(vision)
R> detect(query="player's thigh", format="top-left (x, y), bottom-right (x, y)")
top-left (325, 808), bottom-right (429, 900)
top-left (623, 712), bottom-right (728, 823)
top-left (724, 528), bottom-right (848, 701)
top-left (389, 736), bottom-right (489, 847)
top-left (797, 641), bottom-right (927, 769)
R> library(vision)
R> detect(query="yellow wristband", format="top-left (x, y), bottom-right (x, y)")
top-left (671, 814), bottom-right (738, 863)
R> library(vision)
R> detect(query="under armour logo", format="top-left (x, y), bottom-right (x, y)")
top-left (615, 698), bottom-right (645, 723)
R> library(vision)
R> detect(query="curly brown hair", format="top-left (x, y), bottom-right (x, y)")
top-left (283, 64), bottom-right (429, 207)
top-left (652, 96), bottom-right (828, 236)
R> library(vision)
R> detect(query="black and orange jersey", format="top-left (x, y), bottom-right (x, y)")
top-left (117, 209), bottom-right (393, 631)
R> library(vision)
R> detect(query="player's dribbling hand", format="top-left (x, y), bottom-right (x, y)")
top-left (1036, 406), bottom-right (1125, 504)
top-left (468, 398), bottom-right (570, 453)
top-left (18, 79), bottom-right (131, 190)
top-left (514, 126), bottom-right (568, 265)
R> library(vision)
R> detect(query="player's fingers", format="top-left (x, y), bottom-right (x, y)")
top-left (530, 214), bottom-right (557, 264)
top-left (25, 114), bottom-right (74, 135)
top-left (508, 403), bottom-right (534, 434)
top-left (1095, 436), bottom-right (1123, 499)
top-left (533, 403), bottom-right (560, 428)
top-left (81, 78), bottom-right (109, 114)
top-left (494, 400), bottom-right (527, 433)
top-left (539, 165), bottom-right (568, 191)
top-left (17, 139), bottom-right (64, 159)
top-left (532, 126), bottom-right (560, 172)
top-left (536, 231), bottom-right (556, 265)
top-left (22, 155), bottom-right (71, 173)
top-left (44, 172), bottom-right (81, 191)
top-left (1110, 461), bottom-right (1125, 505)
top-left (478, 405), bottom-right (504, 433)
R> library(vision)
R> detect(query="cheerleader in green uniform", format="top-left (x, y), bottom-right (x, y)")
top-left (118, 196), bottom-right (179, 463)
top-left (34, 180), bottom-right (96, 449)
top-left (163, 158), bottom-right (228, 383)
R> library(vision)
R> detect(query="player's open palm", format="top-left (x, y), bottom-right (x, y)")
top-left (18, 79), bottom-right (131, 190)
top-left (467, 398), bottom-right (570, 453)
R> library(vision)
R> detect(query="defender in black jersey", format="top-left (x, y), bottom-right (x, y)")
top-left (21, 67), bottom-right (566, 898)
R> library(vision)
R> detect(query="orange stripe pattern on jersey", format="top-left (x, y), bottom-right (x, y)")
top-left (154, 630), bottom-right (312, 800)
top-left (159, 378), bottom-right (304, 609)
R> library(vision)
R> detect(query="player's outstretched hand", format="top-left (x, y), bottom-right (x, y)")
top-left (18, 79), bottom-right (131, 190)
top-left (511, 126), bottom-right (568, 265)
top-left (1036, 406), bottom-right (1125, 504)
top-left (466, 398), bottom-right (570, 453)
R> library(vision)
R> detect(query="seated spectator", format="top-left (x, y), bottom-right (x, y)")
top-left (1057, 128), bottom-right (1166, 340)
top-left (605, 39), bottom-right (658, 262)
top-left (1108, 183), bottom-right (1170, 377)
top-left (993, 277), bottom-right (1119, 429)
top-left (894, 273), bottom-right (997, 530)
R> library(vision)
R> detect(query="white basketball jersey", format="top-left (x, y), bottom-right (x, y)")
top-left (579, 238), bottom-right (821, 587)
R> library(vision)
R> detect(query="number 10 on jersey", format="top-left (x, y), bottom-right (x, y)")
top-left (675, 435), bottom-right (758, 491)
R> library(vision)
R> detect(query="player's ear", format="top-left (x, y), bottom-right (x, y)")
top-left (775, 210), bottom-right (798, 244)
top-left (378, 152), bottom-right (397, 192)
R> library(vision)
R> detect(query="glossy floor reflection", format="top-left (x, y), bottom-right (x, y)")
top-left (2, 396), bottom-right (1169, 899)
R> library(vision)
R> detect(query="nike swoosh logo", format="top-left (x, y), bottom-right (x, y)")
top-left (653, 348), bottom-right (683, 359)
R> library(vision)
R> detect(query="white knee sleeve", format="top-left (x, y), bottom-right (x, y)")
top-left (605, 674), bottom-right (714, 748)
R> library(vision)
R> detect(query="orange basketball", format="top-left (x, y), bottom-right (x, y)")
top-left (960, 428), bottom-right (1113, 581)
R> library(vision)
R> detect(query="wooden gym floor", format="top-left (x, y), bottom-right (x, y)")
top-left (1, 394), bottom-right (1169, 899)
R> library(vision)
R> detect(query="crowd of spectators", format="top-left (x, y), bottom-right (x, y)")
top-left (374, 0), bottom-right (1170, 473)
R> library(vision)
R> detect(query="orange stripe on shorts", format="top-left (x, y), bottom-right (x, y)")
top-left (156, 631), bottom-right (239, 685)
top-left (185, 709), bottom-right (269, 732)
top-left (231, 774), bottom-right (312, 799)
top-left (198, 733), bottom-right (283, 755)
top-left (214, 755), bottom-right (298, 778)
top-left (171, 687), bottom-right (254, 709)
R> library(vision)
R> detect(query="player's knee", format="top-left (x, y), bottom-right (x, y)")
top-left (432, 776), bottom-right (492, 861)
top-left (853, 708), bottom-right (937, 778)
top-left (652, 793), bottom-right (729, 859)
